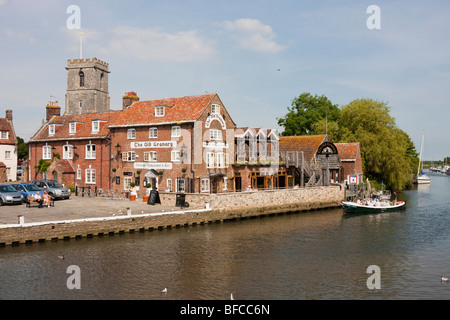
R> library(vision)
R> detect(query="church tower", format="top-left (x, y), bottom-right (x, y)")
top-left (64, 57), bottom-right (110, 115)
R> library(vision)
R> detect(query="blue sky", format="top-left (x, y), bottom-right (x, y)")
top-left (1, 0), bottom-right (449, 160)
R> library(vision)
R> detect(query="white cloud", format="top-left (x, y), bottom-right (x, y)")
top-left (221, 19), bottom-right (287, 53)
top-left (107, 26), bottom-right (216, 62)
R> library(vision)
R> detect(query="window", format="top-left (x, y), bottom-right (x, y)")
top-left (5, 151), bottom-right (11, 160)
top-left (171, 126), bottom-right (181, 137)
top-left (149, 127), bottom-right (158, 138)
top-left (144, 151), bottom-right (157, 162)
top-left (69, 122), bottom-right (77, 134)
top-left (210, 129), bottom-right (222, 141)
top-left (92, 121), bottom-right (100, 133)
top-left (122, 151), bottom-right (135, 162)
top-left (223, 177), bottom-right (228, 191)
top-left (63, 144), bottom-right (73, 159)
top-left (85, 167), bottom-right (96, 184)
top-left (171, 150), bottom-right (181, 162)
top-left (124, 177), bottom-right (132, 190)
top-left (42, 171), bottom-right (48, 180)
top-left (48, 124), bottom-right (55, 136)
top-left (207, 152), bottom-right (215, 168)
top-left (216, 152), bottom-right (226, 168)
top-left (79, 70), bottom-right (85, 87)
top-left (166, 178), bottom-right (172, 192)
top-left (43, 145), bottom-right (52, 160)
top-left (86, 143), bottom-right (96, 159)
top-left (127, 128), bottom-right (136, 139)
top-left (201, 178), bottom-right (210, 193)
top-left (211, 103), bottom-right (220, 114)
top-left (76, 166), bottom-right (81, 180)
top-left (0, 131), bottom-right (8, 140)
top-left (155, 106), bottom-right (165, 117)
top-left (176, 178), bottom-right (185, 193)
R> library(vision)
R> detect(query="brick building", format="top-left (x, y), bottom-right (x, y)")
top-left (109, 92), bottom-right (236, 196)
top-left (334, 142), bottom-right (363, 184)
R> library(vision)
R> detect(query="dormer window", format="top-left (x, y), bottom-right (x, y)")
top-left (69, 122), bottom-right (77, 134)
top-left (211, 104), bottom-right (220, 114)
top-left (92, 120), bottom-right (100, 133)
top-left (127, 128), bottom-right (136, 139)
top-left (0, 131), bottom-right (8, 140)
top-left (48, 124), bottom-right (55, 136)
top-left (155, 106), bottom-right (165, 117)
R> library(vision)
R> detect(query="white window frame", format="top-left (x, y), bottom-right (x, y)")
top-left (155, 106), bottom-right (165, 117)
top-left (92, 121), bottom-right (100, 133)
top-left (5, 150), bottom-right (11, 160)
top-left (76, 166), bottom-right (81, 180)
top-left (171, 126), bottom-right (181, 138)
top-left (85, 142), bottom-right (96, 159)
top-left (166, 178), bottom-right (172, 192)
top-left (124, 177), bottom-right (132, 190)
top-left (149, 127), bottom-right (158, 138)
top-left (48, 124), bottom-right (55, 136)
top-left (223, 177), bottom-right (228, 191)
top-left (210, 129), bottom-right (222, 141)
top-left (85, 166), bottom-right (96, 184)
top-left (176, 178), bottom-right (185, 193)
top-left (216, 152), bottom-right (226, 168)
top-left (122, 151), bottom-right (135, 162)
top-left (0, 131), bottom-right (9, 140)
top-left (127, 128), bottom-right (136, 139)
top-left (201, 178), bottom-right (210, 193)
top-left (43, 145), bottom-right (52, 160)
top-left (63, 144), bottom-right (73, 160)
top-left (206, 152), bottom-right (215, 168)
top-left (171, 150), bottom-right (181, 162)
top-left (69, 122), bottom-right (77, 134)
top-left (211, 103), bottom-right (220, 114)
top-left (144, 151), bottom-right (157, 162)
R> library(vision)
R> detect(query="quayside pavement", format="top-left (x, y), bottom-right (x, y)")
top-left (0, 196), bottom-right (181, 225)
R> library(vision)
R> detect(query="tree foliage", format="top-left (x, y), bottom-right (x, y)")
top-left (338, 99), bottom-right (418, 190)
top-left (277, 94), bottom-right (419, 190)
top-left (277, 93), bottom-right (340, 136)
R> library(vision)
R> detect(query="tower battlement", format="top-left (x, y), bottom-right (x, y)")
top-left (67, 57), bottom-right (109, 68)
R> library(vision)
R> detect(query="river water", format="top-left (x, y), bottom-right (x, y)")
top-left (1, 171), bottom-right (450, 300)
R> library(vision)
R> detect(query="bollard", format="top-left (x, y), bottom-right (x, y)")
top-left (127, 207), bottom-right (131, 216)
top-left (18, 215), bottom-right (24, 225)
top-left (205, 203), bottom-right (210, 209)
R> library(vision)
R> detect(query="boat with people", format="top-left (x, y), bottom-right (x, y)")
top-left (342, 198), bottom-right (406, 214)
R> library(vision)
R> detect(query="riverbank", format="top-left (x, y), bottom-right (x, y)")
top-left (0, 185), bottom-right (344, 246)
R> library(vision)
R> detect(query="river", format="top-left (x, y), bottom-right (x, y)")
top-left (1, 171), bottom-right (450, 300)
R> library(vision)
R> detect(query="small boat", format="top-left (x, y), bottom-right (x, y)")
top-left (342, 200), bottom-right (406, 214)
top-left (415, 134), bottom-right (431, 184)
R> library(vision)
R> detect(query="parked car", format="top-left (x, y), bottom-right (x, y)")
top-left (10, 183), bottom-right (44, 202)
top-left (31, 180), bottom-right (71, 200)
top-left (0, 184), bottom-right (24, 206)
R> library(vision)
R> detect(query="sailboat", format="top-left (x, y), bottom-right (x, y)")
top-left (416, 134), bottom-right (431, 184)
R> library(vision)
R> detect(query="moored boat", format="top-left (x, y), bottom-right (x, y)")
top-left (342, 200), bottom-right (406, 214)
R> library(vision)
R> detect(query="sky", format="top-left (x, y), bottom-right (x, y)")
top-left (1, 0), bottom-right (449, 160)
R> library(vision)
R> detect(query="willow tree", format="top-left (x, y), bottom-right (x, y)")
top-left (338, 99), bottom-right (418, 190)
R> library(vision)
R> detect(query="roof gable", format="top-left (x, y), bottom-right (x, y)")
top-left (279, 134), bottom-right (327, 161)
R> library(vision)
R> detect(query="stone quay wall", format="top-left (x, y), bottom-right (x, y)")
top-left (0, 185), bottom-right (344, 246)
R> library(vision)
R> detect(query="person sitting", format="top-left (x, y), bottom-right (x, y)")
top-left (33, 191), bottom-right (44, 208)
top-left (42, 190), bottom-right (51, 208)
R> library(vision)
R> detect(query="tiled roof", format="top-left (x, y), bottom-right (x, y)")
top-left (335, 142), bottom-right (361, 161)
top-left (110, 93), bottom-right (217, 127)
top-left (279, 135), bottom-right (327, 161)
top-left (29, 111), bottom-right (121, 142)
top-left (0, 118), bottom-right (16, 145)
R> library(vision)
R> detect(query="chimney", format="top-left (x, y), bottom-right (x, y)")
top-left (46, 101), bottom-right (61, 121)
top-left (122, 92), bottom-right (140, 110)
top-left (5, 109), bottom-right (12, 121)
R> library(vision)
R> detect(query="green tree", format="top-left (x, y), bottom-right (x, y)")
top-left (277, 93), bottom-right (340, 136)
top-left (338, 98), bottom-right (418, 190)
top-left (17, 137), bottom-right (28, 161)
